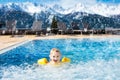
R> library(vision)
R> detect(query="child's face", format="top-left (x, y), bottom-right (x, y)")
top-left (49, 52), bottom-right (61, 63)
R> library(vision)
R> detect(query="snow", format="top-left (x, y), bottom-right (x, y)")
top-left (48, 15), bottom-right (54, 24)
top-left (21, 4), bottom-right (41, 13)
top-left (0, 2), bottom-right (120, 17)
top-left (64, 3), bottom-right (120, 17)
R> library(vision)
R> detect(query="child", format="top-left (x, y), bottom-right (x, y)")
top-left (37, 48), bottom-right (70, 66)
top-left (48, 48), bottom-right (62, 65)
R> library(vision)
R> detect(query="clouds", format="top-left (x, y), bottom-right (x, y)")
top-left (47, 0), bottom-right (97, 9)
top-left (0, 0), bottom-right (120, 7)
top-left (47, 0), bottom-right (120, 9)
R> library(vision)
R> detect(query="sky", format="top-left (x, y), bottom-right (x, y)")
top-left (0, 0), bottom-right (120, 3)
top-left (0, 0), bottom-right (120, 8)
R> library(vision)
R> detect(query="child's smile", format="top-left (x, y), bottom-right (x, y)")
top-left (53, 59), bottom-right (58, 62)
top-left (49, 51), bottom-right (61, 63)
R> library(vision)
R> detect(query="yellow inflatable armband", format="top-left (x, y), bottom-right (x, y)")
top-left (37, 57), bottom-right (71, 65)
top-left (61, 57), bottom-right (71, 63)
top-left (37, 58), bottom-right (48, 65)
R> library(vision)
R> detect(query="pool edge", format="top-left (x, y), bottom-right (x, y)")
top-left (0, 40), bottom-right (31, 54)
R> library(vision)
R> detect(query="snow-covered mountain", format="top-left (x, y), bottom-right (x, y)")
top-left (66, 3), bottom-right (120, 17)
top-left (0, 2), bottom-right (120, 17)
top-left (0, 2), bottom-right (120, 29)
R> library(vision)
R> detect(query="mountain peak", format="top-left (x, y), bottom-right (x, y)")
top-left (0, 2), bottom-right (120, 17)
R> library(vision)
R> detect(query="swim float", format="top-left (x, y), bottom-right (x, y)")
top-left (37, 57), bottom-right (71, 65)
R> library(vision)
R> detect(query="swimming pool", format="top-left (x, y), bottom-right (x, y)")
top-left (0, 38), bottom-right (120, 80)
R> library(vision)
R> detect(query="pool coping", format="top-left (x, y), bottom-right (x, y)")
top-left (0, 40), bottom-right (31, 54)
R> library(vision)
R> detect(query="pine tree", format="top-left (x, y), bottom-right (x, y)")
top-left (51, 16), bottom-right (58, 34)
top-left (51, 16), bottom-right (57, 28)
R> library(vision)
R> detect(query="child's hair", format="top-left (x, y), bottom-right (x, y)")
top-left (50, 48), bottom-right (61, 55)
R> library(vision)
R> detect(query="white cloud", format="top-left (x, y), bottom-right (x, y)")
top-left (56, 0), bottom-right (97, 9)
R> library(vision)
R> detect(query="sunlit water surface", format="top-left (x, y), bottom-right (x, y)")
top-left (0, 38), bottom-right (120, 80)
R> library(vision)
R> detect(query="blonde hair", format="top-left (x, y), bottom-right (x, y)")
top-left (50, 48), bottom-right (61, 55)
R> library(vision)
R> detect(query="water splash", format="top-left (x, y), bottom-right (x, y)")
top-left (0, 38), bottom-right (120, 80)
top-left (1, 59), bottom-right (120, 80)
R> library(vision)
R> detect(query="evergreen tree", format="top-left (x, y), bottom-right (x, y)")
top-left (51, 16), bottom-right (57, 29)
top-left (51, 16), bottom-right (58, 34)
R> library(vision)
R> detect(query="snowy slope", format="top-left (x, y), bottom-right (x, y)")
top-left (63, 3), bottom-right (120, 17)
top-left (0, 2), bottom-right (120, 17)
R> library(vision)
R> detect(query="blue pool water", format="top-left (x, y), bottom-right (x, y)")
top-left (0, 38), bottom-right (120, 80)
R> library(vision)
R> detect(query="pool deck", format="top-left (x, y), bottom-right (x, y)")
top-left (0, 34), bottom-right (120, 51)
